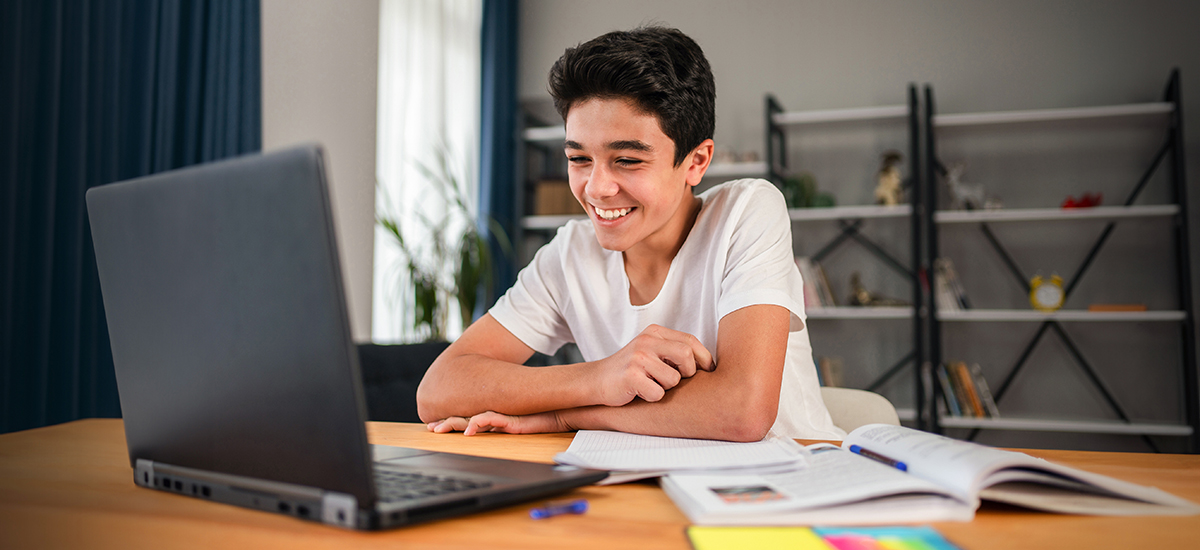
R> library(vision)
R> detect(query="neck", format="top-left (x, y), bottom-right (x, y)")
top-left (623, 195), bottom-right (702, 305)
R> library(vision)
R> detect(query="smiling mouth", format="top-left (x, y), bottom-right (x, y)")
top-left (595, 206), bottom-right (634, 221)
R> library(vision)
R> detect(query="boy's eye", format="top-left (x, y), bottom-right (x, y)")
top-left (615, 158), bottom-right (642, 166)
top-left (567, 156), bottom-right (590, 164)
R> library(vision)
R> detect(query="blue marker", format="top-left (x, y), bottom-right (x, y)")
top-left (530, 498), bottom-right (588, 519)
top-left (849, 445), bottom-right (908, 472)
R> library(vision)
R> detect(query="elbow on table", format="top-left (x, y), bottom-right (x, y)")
top-left (711, 406), bottom-right (776, 442)
top-left (414, 381), bottom-right (448, 424)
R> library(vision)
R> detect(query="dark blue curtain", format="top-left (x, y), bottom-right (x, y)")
top-left (0, 0), bottom-right (261, 434)
top-left (478, 0), bottom-right (519, 309)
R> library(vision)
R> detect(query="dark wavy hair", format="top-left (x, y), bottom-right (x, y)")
top-left (548, 26), bottom-right (716, 167)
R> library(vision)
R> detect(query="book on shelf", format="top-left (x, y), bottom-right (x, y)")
top-left (935, 364), bottom-right (963, 417)
top-left (661, 424), bottom-right (1200, 526)
top-left (795, 257), bottom-right (837, 309)
top-left (969, 362), bottom-right (1001, 418)
top-left (953, 362), bottom-right (985, 417)
top-left (937, 362), bottom-right (999, 418)
top-left (933, 258), bottom-right (970, 311)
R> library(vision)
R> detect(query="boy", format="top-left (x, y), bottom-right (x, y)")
top-left (416, 26), bottom-right (842, 441)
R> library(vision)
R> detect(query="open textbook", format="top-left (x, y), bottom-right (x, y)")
top-left (663, 424), bottom-right (1200, 525)
top-left (554, 430), bottom-right (807, 485)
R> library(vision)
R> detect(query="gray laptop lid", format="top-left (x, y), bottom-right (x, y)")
top-left (86, 145), bottom-right (377, 506)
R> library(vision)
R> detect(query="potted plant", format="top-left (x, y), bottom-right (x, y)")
top-left (376, 150), bottom-right (510, 342)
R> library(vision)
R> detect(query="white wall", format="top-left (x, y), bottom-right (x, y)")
top-left (520, 0), bottom-right (1200, 453)
top-left (261, 0), bottom-right (380, 341)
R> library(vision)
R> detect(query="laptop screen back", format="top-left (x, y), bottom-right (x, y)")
top-left (86, 145), bottom-right (376, 505)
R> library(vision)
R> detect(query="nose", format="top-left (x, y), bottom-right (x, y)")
top-left (584, 162), bottom-right (619, 201)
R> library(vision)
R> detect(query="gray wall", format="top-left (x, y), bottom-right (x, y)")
top-left (261, 0), bottom-right (379, 342)
top-left (521, 0), bottom-right (1200, 452)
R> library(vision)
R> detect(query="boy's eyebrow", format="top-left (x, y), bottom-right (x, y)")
top-left (563, 139), bottom-right (654, 152)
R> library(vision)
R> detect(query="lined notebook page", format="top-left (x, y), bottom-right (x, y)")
top-left (554, 430), bottom-right (804, 471)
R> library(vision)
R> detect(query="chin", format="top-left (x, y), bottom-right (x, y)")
top-left (591, 231), bottom-right (631, 252)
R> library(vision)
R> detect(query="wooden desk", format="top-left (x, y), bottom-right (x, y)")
top-left (1, 419), bottom-right (1197, 549)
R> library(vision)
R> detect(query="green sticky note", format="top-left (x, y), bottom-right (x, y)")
top-left (686, 526), bottom-right (831, 550)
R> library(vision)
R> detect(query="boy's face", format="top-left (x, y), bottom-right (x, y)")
top-left (564, 98), bottom-right (710, 255)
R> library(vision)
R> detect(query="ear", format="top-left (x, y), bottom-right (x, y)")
top-left (684, 139), bottom-right (715, 188)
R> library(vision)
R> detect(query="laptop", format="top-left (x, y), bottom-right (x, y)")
top-left (85, 144), bottom-right (607, 529)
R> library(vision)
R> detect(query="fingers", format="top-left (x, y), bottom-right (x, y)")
top-left (626, 369), bottom-right (668, 403)
top-left (427, 417), bottom-right (470, 433)
top-left (465, 412), bottom-right (509, 436)
top-left (641, 325), bottom-right (716, 375)
top-left (428, 413), bottom-right (515, 436)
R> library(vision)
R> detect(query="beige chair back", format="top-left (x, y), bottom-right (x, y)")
top-left (820, 387), bottom-right (901, 433)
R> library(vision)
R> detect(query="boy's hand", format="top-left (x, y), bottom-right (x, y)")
top-left (591, 324), bottom-right (715, 407)
top-left (427, 411), bottom-right (568, 435)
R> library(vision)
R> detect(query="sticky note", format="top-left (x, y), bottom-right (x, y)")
top-left (687, 526), bottom-right (831, 550)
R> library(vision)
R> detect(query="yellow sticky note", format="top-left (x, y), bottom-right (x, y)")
top-left (686, 526), bottom-right (831, 550)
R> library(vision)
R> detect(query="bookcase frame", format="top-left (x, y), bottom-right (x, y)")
top-left (921, 70), bottom-right (1197, 452)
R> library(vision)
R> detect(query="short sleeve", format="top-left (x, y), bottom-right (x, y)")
top-left (488, 229), bottom-right (576, 355)
top-left (716, 181), bottom-right (807, 331)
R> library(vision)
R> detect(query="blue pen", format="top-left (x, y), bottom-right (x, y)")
top-left (849, 444), bottom-right (908, 472)
top-left (530, 498), bottom-right (588, 519)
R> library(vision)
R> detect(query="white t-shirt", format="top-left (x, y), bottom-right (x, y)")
top-left (490, 178), bottom-right (845, 439)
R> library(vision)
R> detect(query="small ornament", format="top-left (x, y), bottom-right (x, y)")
top-left (1061, 192), bottom-right (1103, 208)
top-left (1030, 274), bottom-right (1065, 312)
top-left (874, 150), bottom-right (904, 206)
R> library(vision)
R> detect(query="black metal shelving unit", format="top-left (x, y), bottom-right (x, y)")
top-left (766, 85), bottom-right (928, 429)
top-left (922, 70), bottom-right (1197, 452)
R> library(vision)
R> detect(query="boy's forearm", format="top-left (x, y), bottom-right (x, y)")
top-left (557, 370), bottom-right (781, 442)
top-left (417, 356), bottom-right (596, 422)
top-left (558, 305), bottom-right (791, 442)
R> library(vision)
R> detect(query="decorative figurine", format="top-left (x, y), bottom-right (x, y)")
top-left (874, 150), bottom-right (904, 206)
top-left (945, 162), bottom-right (986, 210)
top-left (848, 272), bottom-right (909, 307)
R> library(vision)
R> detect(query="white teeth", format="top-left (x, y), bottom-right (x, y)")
top-left (596, 207), bottom-right (632, 220)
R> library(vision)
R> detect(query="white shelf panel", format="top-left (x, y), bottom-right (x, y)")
top-left (704, 161), bottom-right (767, 179)
top-left (807, 306), bottom-right (914, 320)
top-left (521, 202), bottom-right (914, 230)
top-left (939, 416), bottom-right (1192, 436)
top-left (934, 205), bottom-right (1178, 224)
top-left (937, 309), bottom-right (1186, 322)
top-left (790, 204), bottom-right (912, 221)
top-left (933, 102), bottom-right (1173, 127)
top-left (773, 105), bottom-right (907, 126)
top-left (521, 214), bottom-right (584, 230)
top-left (523, 125), bottom-right (565, 143)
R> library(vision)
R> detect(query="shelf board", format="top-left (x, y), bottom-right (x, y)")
top-left (520, 200), bottom-right (911, 230)
top-left (933, 102), bottom-right (1173, 127)
top-left (773, 105), bottom-right (908, 126)
top-left (523, 125), bottom-right (565, 143)
top-left (704, 161), bottom-right (767, 179)
top-left (790, 204), bottom-right (912, 221)
top-left (936, 309), bottom-right (1186, 322)
top-left (521, 214), bottom-right (585, 230)
top-left (934, 205), bottom-right (1178, 224)
top-left (936, 100), bottom-right (1171, 126)
top-left (938, 416), bottom-right (1193, 436)
top-left (807, 306), bottom-right (914, 320)
top-left (895, 408), bottom-right (916, 422)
